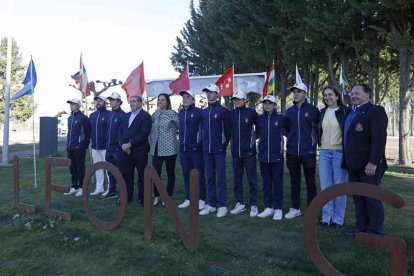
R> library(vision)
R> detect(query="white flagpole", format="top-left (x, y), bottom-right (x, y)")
top-left (29, 57), bottom-right (38, 188)
top-left (1, 0), bottom-right (14, 166)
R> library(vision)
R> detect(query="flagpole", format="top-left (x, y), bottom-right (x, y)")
top-left (29, 57), bottom-right (38, 188)
top-left (272, 59), bottom-right (275, 95)
top-left (1, 0), bottom-right (14, 166)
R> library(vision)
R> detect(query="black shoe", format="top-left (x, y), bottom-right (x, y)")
top-left (317, 220), bottom-right (329, 227)
top-left (345, 228), bottom-right (359, 237)
top-left (116, 197), bottom-right (133, 205)
top-left (102, 192), bottom-right (117, 200)
top-left (330, 222), bottom-right (343, 228)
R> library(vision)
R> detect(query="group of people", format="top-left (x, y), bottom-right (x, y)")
top-left (64, 81), bottom-right (388, 236)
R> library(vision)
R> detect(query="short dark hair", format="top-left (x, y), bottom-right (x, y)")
top-left (158, 93), bottom-right (172, 110)
top-left (351, 83), bottom-right (372, 94)
top-left (130, 95), bottom-right (143, 103)
top-left (322, 85), bottom-right (343, 107)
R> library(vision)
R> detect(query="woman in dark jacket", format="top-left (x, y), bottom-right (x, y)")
top-left (318, 86), bottom-right (351, 227)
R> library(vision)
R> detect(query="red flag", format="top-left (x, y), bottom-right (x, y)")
top-left (169, 65), bottom-right (190, 95)
top-left (122, 62), bottom-right (145, 99)
top-left (216, 66), bottom-right (234, 97)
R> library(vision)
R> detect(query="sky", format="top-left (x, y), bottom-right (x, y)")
top-left (0, 0), bottom-right (197, 115)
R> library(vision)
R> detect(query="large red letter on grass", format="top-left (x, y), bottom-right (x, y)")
top-left (44, 158), bottom-right (72, 221)
top-left (144, 165), bottom-right (199, 252)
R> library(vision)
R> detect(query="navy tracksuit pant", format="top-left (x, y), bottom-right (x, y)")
top-left (179, 150), bottom-right (206, 201)
top-left (204, 152), bottom-right (227, 207)
top-left (232, 155), bottom-right (257, 206)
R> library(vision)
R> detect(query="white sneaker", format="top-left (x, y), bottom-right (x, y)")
top-left (153, 197), bottom-right (160, 206)
top-left (273, 209), bottom-right (283, 220)
top-left (75, 188), bottom-right (83, 197)
top-left (64, 187), bottom-right (78, 196)
top-left (178, 199), bottom-right (190, 209)
top-left (284, 208), bottom-right (301, 219)
top-left (102, 190), bottom-right (109, 197)
top-left (199, 205), bottom-right (216, 215)
top-left (90, 189), bottom-right (104, 196)
top-left (250, 206), bottom-right (258, 217)
top-left (198, 200), bottom-right (206, 210)
top-left (230, 203), bottom-right (246, 215)
top-left (257, 207), bottom-right (274, 218)
top-left (217, 207), bottom-right (228, 218)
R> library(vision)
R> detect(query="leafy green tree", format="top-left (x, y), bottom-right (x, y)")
top-left (0, 38), bottom-right (32, 123)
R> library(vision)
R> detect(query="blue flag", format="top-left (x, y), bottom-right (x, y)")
top-left (11, 58), bottom-right (37, 100)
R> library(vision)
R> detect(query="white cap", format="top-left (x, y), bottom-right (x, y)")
top-left (231, 91), bottom-right (247, 100)
top-left (202, 84), bottom-right (220, 93)
top-left (107, 92), bottom-right (122, 102)
top-left (289, 82), bottom-right (308, 93)
top-left (94, 95), bottom-right (107, 102)
top-left (66, 98), bottom-right (81, 105)
top-left (179, 90), bottom-right (195, 99)
top-left (261, 95), bottom-right (277, 104)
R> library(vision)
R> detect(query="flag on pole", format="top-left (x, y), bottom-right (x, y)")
top-left (122, 61), bottom-right (145, 99)
top-left (295, 63), bottom-right (302, 84)
top-left (169, 64), bottom-right (190, 95)
top-left (11, 58), bottom-right (37, 100)
top-left (216, 66), bottom-right (234, 97)
top-left (262, 63), bottom-right (275, 97)
top-left (71, 55), bottom-right (91, 96)
top-left (339, 65), bottom-right (350, 96)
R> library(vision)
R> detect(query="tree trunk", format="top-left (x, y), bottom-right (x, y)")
top-left (327, 52), bottom-right (338, 86)
top-left (374, 62), bottom-right (380, 104)
top-left (314, 69), bottom-right (320, 107)
top-left (398, 47), bottom-right (411, 165)
top-left (279, 67), bottom-right (287, 113)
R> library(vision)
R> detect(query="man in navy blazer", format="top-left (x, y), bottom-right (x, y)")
top-left (343, 83), bottom-right (388, 237)
top-left (121, 95), bottom-right (152, 206)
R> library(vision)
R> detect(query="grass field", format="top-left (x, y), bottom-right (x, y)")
top-left (0, 152), bottom-right (413, 275)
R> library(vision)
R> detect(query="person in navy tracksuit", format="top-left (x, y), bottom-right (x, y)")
top-left (199, 84), bottom-right (231, 218)
top-left (229, 90), bottom-right (258, 217)
top-left (177, 90), bottom-right (206, 210)
top-left (256, 95), bottom-right (287, 220)
top-left (343, 84), bottom-right (388, 237)
top-left (120, 95), bottom-right (152, 206)
top-left (103, 92), bottom-right (127, 200)
top-left (89, 95), bottom-right (111, 196)
top-left (284, 82), bottom-right (320, 219)
top-left (64, 98), bottom-right (91, 197)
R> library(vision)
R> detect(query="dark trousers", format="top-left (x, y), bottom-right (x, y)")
top-left (348, 161), bottom-right (386, 235)
top-left (105, 150), bottom-right (127, 194)
top-left (67, 149), bottom-right (86, 189)
top-left (286, 154), bottom-right (317, 209)
top-left (260, 161), bottom-right (284, 209)
top-left (124, 149), bottom-right (148, 204)
top-left (204, 152), bottom-right (227, 208)
top-left (233, 156), bottom-right (257, 206)
top-left (153, 154), bottom-right (177, 197)
top-left (179, 151), bottom-right (206, 201)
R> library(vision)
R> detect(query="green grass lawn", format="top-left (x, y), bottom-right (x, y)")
top-left (0, 153), bottom-right (413, 275)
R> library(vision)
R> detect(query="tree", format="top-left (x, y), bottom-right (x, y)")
top-left (0, 38), bottom-right (32, 123)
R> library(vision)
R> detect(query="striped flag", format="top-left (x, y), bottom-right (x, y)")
top-left (339, 65), bottom-right (350, 96)
top-left (71, 54), bottom-right (91, 96)
top-left (262, 63), bottom-right (275, 97)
